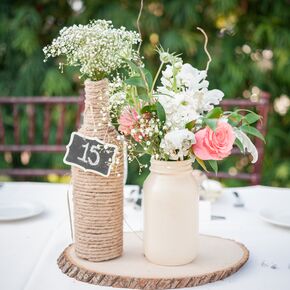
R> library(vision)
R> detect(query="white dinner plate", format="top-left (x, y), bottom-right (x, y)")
top-left (0, 201), bottom-right (44, 221)
top-left (259, 208), bottom-right (290, 229)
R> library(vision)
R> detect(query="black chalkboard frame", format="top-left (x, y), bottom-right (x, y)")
top-left (63, 132), bottom-right (118, 177)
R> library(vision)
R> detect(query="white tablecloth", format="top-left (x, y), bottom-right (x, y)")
top-left (0, 182), bottom-right (290, 290)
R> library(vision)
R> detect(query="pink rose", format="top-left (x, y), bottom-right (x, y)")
top-left (192, 121), bottom-right (235, 160)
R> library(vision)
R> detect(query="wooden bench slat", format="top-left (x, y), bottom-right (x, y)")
top-left (0, 106), bottom-right (5, 144)
top-left (76, 103), bottom-right (84, 129)
top-left (13, 104), bottom-right (20, 144)
top-left (56, 104), bottom-right (66, 145)
top-left (0, 97), bottom-right (83, 104)
top-left (43, 104), bottom-right (51, 144)
top-left (0, 168), bottom-right (70, 177)
top-left (0, 145), bottom-right (66, 152)
top-left (206, 172), bottom-right (259, 183)
top-left (27, 104), bottom-right (36, 144)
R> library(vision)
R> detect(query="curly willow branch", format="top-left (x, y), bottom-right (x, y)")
top-left (197, 27), bottom-right (212, 72)
top-left (137, 0), bottom-right (144, 52)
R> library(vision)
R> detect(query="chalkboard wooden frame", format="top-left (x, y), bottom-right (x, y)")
top-left (63, 132), bottom-right (118, 177)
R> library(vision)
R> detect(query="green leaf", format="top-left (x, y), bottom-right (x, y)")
top-left (242, 112), bottom-right (261, 125)
top-left (185, 121), bottom-right (195, 130)
top-left (124, 60), bottom-right (151, 93)
top-left (207, 160), bottom-right (218, 174)
top-left (137, 87), bottom-right (150, 101)
top-left (141, 104), bottom-right (156, 114)
top-left (240, 125), bottom-right (265, 143)
top-left (141, 68), bottom-right (153, 89)
top-left (204, 118), bottom-right (218, 131)
top-left (123, 59), bottom-right (140, 73)
top-left (196, 157), bottom-right (208, 172)
top-left (229, 112), bottom-right (243, 125)
top-left (156, 102), bottom-right (166, 125)
top-left (125, 76), bottom-right (146, 88)
top-left (206, 107), bottom-right (223, 119)
top-left (235, 138), bottom-right (244, 153)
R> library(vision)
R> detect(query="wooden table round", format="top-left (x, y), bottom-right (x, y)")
top-left (58, 233), bottom-right (249, 289)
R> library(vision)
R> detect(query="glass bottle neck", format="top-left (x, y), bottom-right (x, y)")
top-left (82, 79), bottom-right (110, 128)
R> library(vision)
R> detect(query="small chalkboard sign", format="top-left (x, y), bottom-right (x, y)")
top-left (63, 132), bottom-right (117, 177)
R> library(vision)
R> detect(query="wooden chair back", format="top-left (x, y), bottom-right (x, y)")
top-left (0, 97), bottom-right (84, 177)
top-left (0, 93), bottom-right (270, 184)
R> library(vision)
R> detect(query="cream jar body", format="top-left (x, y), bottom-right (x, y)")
top-left (143, 159), bottom-right (199, 266)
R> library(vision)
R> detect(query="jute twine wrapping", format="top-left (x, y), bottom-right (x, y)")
top-left (72, 79), bottom-right (124, 262)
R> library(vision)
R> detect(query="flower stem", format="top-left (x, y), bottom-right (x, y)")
top-left (150, 62), bottom-right (164, 95)
top-left (132, 86), bottom-right (140, 110)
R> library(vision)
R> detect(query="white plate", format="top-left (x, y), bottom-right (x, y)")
top-left (259, 208), bottom-right (290, 229)
top-left (0, 201), bottom-right (44, 221)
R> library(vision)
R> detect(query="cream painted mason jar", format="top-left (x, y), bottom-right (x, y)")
top-left (143, 159), bottom-right (199, 266)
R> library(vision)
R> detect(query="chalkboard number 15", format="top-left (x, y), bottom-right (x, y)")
top-left (63, 132), bottom-right (117, 177)
top-left (77, 143), bottom-right (100, 166)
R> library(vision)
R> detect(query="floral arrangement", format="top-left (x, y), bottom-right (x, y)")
top-left (44, 20), bottom-right (265, 173)
top-left (110, 47), bottom-right (265, 172)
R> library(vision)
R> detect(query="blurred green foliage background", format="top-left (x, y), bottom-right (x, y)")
top-left (0, 0), bottom-right (289, 186)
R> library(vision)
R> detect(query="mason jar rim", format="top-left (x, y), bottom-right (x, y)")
top-left (149, 158), bottom-right (193, 174)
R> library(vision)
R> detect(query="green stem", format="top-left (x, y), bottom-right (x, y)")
top-left (150, 62), bottom-right (164, 95)
top-left (138, 67), bottom-right (150, 96)
top-left (172, 66), bottom-right (178, 92)
top-left (132, 86), bottom-right (138, 108)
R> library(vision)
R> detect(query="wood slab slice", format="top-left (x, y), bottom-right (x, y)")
top-left (58, 233), bottom-right (249, 289)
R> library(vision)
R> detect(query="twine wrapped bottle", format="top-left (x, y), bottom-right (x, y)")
top-left (72, 79), bottom-right (124, 262)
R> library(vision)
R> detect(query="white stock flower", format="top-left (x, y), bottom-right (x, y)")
top-left (156, 63), bottom-right (224, 129)
top-left (158, 91), bottom-right (200, 128)
top-left (162, 65), bottom-right (173, 79)
top-left (192, 89), bottom-right (224, 113)
top-left (177, 63), bottom-right (208, 91)
top-left (160, 129), bottom-right (196, 160)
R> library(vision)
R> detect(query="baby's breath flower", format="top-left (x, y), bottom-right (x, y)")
top-left (43, 20), bottom-right (141, 80)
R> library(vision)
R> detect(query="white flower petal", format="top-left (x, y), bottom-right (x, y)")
top-left (204, 89), bottom-right (224, 105)
top-left (160, 77), bottom-right (172, 88)
top-left (234, 128), bottom-right (258, 163)
top-left (162, 65), bottom-right (173, 78)
top-left (161, 129), bottom-right (196, 160)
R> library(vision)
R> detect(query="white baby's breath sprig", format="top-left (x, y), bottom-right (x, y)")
top-left (43, 20), bottom-right (141, 80)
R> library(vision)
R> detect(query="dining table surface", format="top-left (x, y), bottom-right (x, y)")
top-left (0, 181), bottom-right (290, 290)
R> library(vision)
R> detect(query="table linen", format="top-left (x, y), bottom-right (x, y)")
top-left (0, 182), bottom-right (289, 290)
